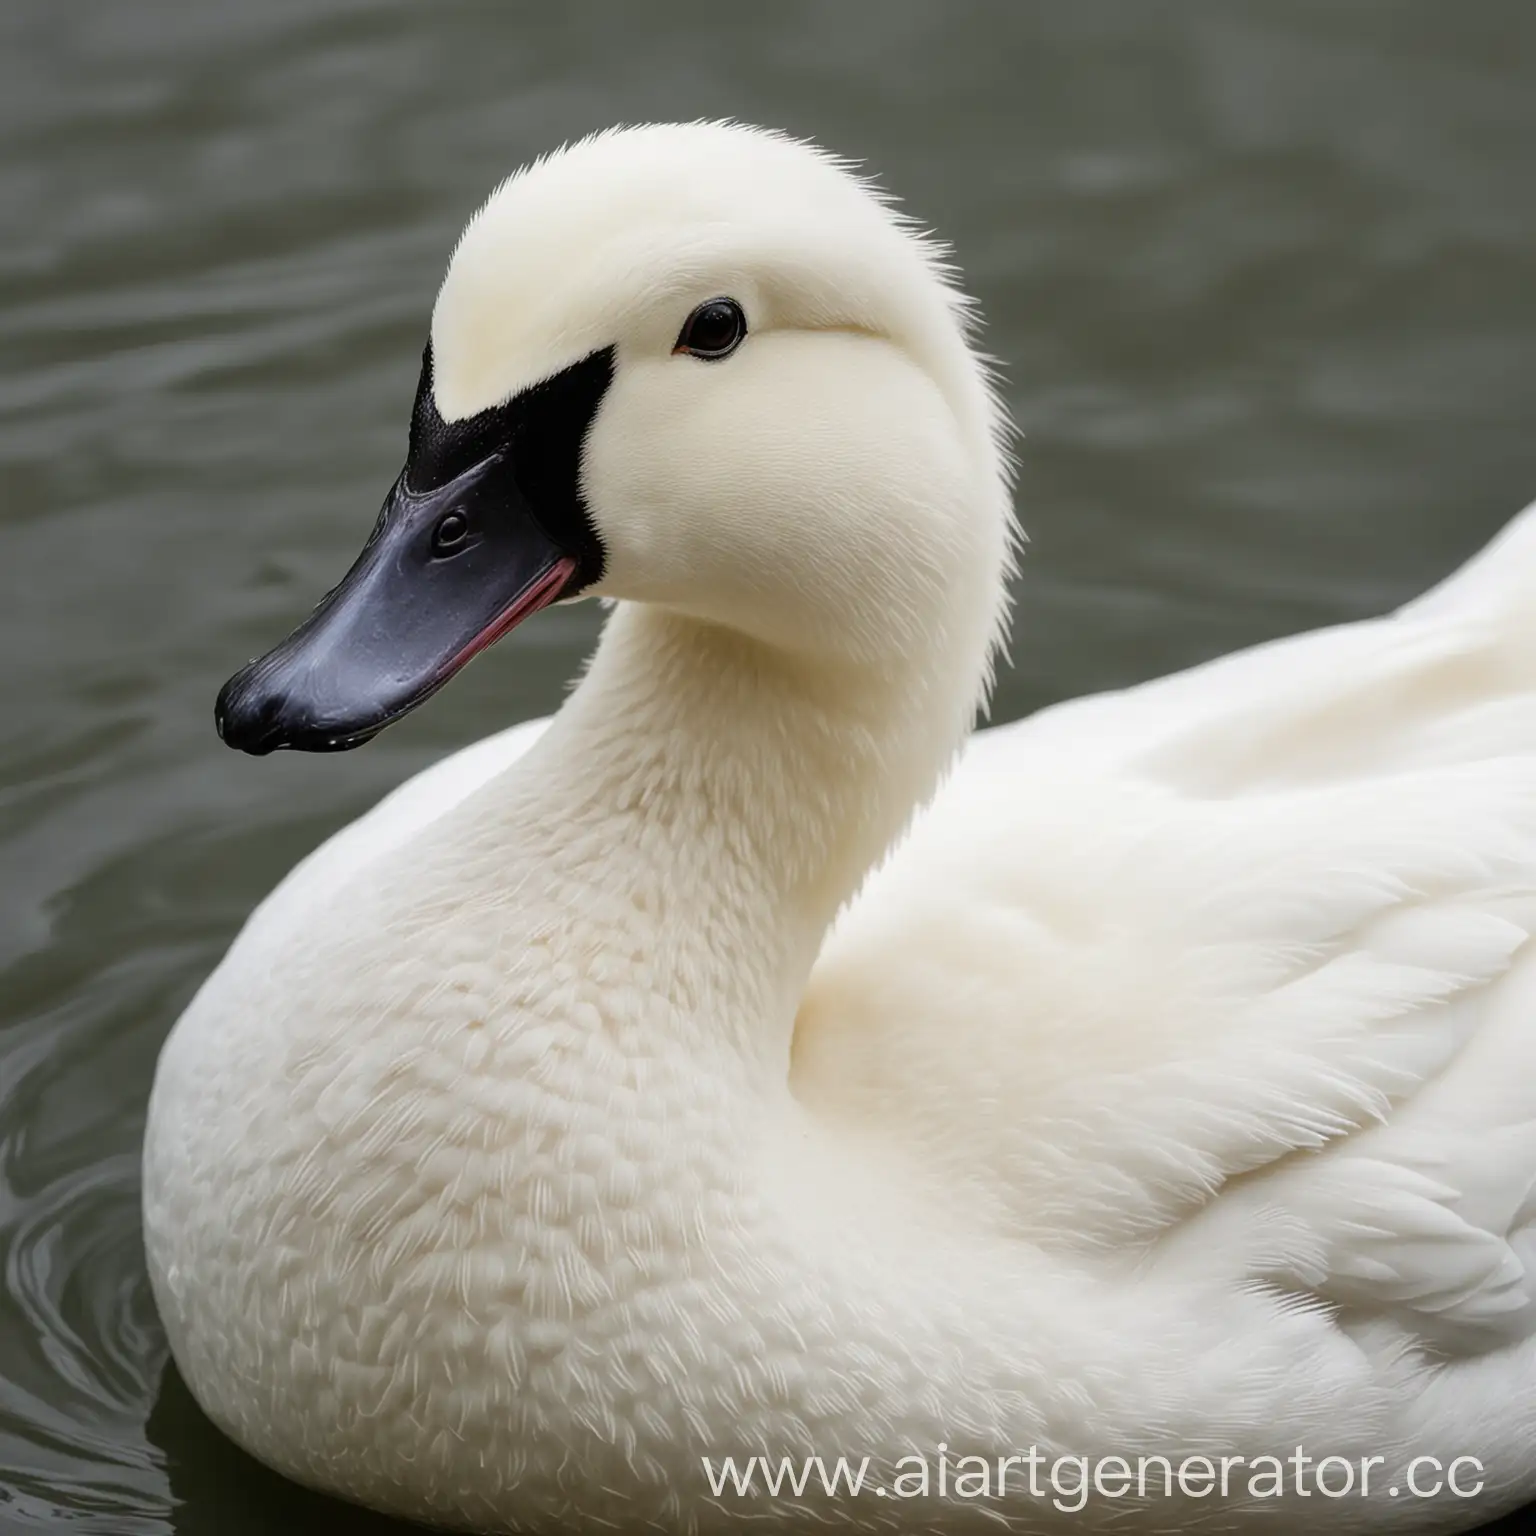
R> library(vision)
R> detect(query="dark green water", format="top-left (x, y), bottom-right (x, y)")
top-left (2, 2), bottom-right (1535, 1530)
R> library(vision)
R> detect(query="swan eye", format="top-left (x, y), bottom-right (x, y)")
top-left (674, 298), bottom-right (747, 360)
top-left (432, 510), bottom-right (470, 555)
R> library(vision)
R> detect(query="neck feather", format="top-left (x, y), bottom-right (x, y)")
top-left (460, 596), bottom-right (994, 1069)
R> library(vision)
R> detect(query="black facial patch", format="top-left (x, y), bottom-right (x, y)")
top-left (406, 342), bottom-right (614, 590)
top-left (214, 339), bottom-right (617, 755)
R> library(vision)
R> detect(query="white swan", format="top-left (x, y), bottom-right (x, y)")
top-left (143, 122), bottom-right (1536, 1533)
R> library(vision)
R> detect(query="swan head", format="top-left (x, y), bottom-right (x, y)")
top-left (216, 122), bottom-right (1015, 754)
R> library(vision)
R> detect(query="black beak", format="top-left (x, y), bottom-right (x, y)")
top-left (214, 345), bottom-right (611, 755)
top-left (215, 461), bottom-right (575, 754)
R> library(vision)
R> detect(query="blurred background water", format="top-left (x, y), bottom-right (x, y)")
top-left (1, 1), bottom-right (1535, 1530)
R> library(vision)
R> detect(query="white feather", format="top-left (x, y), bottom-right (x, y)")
top-left (145, 122), bottom-right (1536, 1532)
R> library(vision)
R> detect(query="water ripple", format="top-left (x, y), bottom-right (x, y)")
top-left (0, 1034), bottom-right (169, 1531)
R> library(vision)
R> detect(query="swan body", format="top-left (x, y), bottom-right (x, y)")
top-left (143, 123), bottom-right (1536, 1532)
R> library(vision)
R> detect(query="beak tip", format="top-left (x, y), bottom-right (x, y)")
top-left (215, 666), bottom-right (286, 755)
top-left (215, 663), bottom-right (389, 754)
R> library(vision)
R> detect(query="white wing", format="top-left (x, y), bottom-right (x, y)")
top-left (796, 502), bottom-right (1536, 1355)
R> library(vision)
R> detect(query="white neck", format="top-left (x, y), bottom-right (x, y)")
top-left (448, 585), bottom-right (997, 1076)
